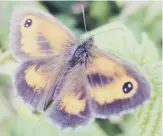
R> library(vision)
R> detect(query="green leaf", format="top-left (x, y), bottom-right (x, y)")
top-left (119, 1), bottom-right (162, 57)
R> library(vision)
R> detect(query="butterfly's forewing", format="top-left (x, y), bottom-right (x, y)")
top-left (86, 49), bottom-right (151, 117)
top-left (10, 8), bottom-right (76, 61)
top-left (14, 54), bottom-right (68, 111)
top-left (47, 63), bottom-right (93, 129)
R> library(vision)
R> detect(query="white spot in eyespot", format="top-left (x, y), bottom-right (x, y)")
top-left (128, 83), bottom-right (132, 88)
top-left (124, 88), bottom-right (127, 92)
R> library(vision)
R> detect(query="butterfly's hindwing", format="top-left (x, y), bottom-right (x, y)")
top-left (47, 63), bottom-right (93, 129)
top-left (48, 85), bottom-right (92, 129)
top-left (15, 55), bottom-right (67, 111)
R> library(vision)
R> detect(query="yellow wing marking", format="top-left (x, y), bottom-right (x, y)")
top-left (58, 92), bottom-right (86, 114)
top-left (25, 65), bottom-right (47, 93)
top-left (88, 75), bottom-right (137, 105)
top-left (20, 15), bottom-right (75, 56)
top-left (87, 53), bottom-right (138, 105)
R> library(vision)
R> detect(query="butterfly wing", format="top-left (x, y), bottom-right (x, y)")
top-left (47, 63), bottom-right (92, 129)
top-left (86, 49), bottom-right (151, 117)
top-left (10, 8), bottom-right (76, 61)
top-left (14, 54), bottom-right (68, 111)
top-left (11, 8), bottom-right (77, 112)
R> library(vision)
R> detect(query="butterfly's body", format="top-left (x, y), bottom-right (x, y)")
top-left (10, 8), bottom-right (151, 129)
top-left (68, 37), bottom-right (93, 67)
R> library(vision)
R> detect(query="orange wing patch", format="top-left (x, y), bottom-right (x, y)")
top-left (58, 91), bottom-right (86, 114)
top-left (10, 8), bottom-right (76, 60)
top-left (25, 64), bottom-right (48, 93)
top-left (88, 76), bottom-right (137, 105)
top-left (20, 16), bottom-right (42, 56)
top-left (87, 53), bottom-right (125, 76)
top-left (47, 85), bottom-right (92, 129)
top-left (20, 15), bottom-right (76, 56)
top-left (87, 53), bottom-right (138, 105)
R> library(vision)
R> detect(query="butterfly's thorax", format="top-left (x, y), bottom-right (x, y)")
top-left (69, 37), bottom-right (94, 67)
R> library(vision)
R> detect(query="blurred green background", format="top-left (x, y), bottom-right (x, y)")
top-left (0, 1), bottom-right (162, 136)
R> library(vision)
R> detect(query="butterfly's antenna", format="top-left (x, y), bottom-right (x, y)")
top-left (81, 5), bottom-right (87, 32)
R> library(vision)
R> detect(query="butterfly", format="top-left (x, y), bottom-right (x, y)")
top-left (10, 8), bottom-right (151, 129)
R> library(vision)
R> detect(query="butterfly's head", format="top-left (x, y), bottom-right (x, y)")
top-left (82, 36), bottom-right (94, 50)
